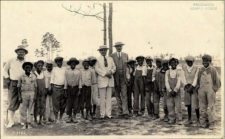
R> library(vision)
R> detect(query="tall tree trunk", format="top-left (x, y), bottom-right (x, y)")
top-left (103, 3), bottom-right (107, 45)
top-left (108, 3), bottom-right (113, 56)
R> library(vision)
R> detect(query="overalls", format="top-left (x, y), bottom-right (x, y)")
top-left (167, 71), bottom-right (182, 122)
top-left (198, 71), bottom-right (216, 125)
top-left (127, 67), bottom-right (135, 113)
top-left (145, 69), bottom-right (154, 116)
top-left (133, 69), bottom-right (145, 114)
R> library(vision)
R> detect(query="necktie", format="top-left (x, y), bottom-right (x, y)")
top-left (118, 52), bottom-right (121, 59)
top-left (104, 56), bottom-right (108, 67)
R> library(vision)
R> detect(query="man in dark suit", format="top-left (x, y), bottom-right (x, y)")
top-left (111, 42), bottom-right (129, 118)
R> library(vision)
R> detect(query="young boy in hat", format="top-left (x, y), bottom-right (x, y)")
top-left (51, 57), bottom-right (67, 123)
top-left (165, 58), bottom-right (182, 124)
top-left (145, 56), bottom-right (156, 119)
top-left (197, 54), bottom-right (221, 129)
top-left (43, 60), bottom-right (54, 123)
top-left (133, 56), bottom-right (147, 117)
top-left (64, 57), bottom-right (81, 123)
top-left (126, 59), bottom-right (136, 115)
top-left (88, 56), bottom-right (99, 118)
top-left (17, 62), bottom-right (37, 129)
top-left (33, 60), bottom-right (46, 125)
top-left (80, 59), bottom-right (97, 120)
top-left (182, 56), bottom-right (200, 126)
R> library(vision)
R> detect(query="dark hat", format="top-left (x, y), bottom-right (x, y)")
top-left (82, 59), bottom-right (89, 64)
top-left (155, 58), bottom-right (162, 62)
top-left (136, 56), bottom-right (145, 61)
top-left (45, 60), bottom-right (53, 65)
top-left (15, 45), bottom-right (28, 54)
top-left (162, 59), bottom-right (169, 65)
top-left (127, 59), bottom-right (136, 64)
top-left (202, 54), bottom-right (212, 62)
top-left (185, 56), bottom-right (195, 62)
top-left (67, 57), bottom-right (79, 65)
top-left (54, 56), bottom-right (63, 63)
top-left (36, 60), bottom-right (44, 66)
top-left (88, 56), bottom-right (97, 61)
top-left (114, 42), bottom-right (125, 47)
top-left (169, 57), bottom-right (178, 65)
top-left (22, 62), bottom-right (33, 70)
top-left (145, 56), bottom-right (153, 61)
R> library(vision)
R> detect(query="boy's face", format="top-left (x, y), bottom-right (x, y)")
top-left (36, 63), bottom-right (43, 71)
top-left (137, 59), bottom-right (143, 66)
top-left (162, 63), bottom-right (168, 69)
top-left (83, 62), bottom-right (89, 69)
top-left (70, 62), bottom-right (76, 69)
top-left (89, 60), bottom-right (96, 67)
top-left (129, 62), bottom-right (135, 68)
top-left (146, 60), bottom-right (152, 67)
top-left (170, 61), bottom-right (177, 69)
top-left (202, 59), bottom-right (210, 68)
top-left (56, 60), bottom-right (63, 67)
top-left (24, 65), bottom-right (32, 73)
top-left (46, 64), bottom-right (53, 72)
top-left (186, 60), bottom-right (193, 67)
top-left (156, 61), bottom-right (162, 68)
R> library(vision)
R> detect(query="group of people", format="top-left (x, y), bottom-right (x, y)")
top-left (4, 40), bottom-right (221, 130)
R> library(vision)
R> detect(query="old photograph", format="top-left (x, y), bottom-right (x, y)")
top-left (1, 1), bottom-right (224, 138)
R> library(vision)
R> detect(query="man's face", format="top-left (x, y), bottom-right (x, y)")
top-left (89, 60), bottom-right (96, 67)
top-left (56, 60), bottom-right (63, 67)
top-left (156, 61), bottom-right (162, 68)
top-left (36, 63), bottom-right (43, 71)
top-left (146, 60), bottom-right (152, 67)
top-left (46, 64), bottom-right (53, 72)
top-left (202, 59), bottom-right (210, 68)
top-left (17, 50), bottom-right (26, 59)
top-left (24, 65), bottom-right (32, 73)
top-left (137, 59), bottom-right (143, 66)
top-left (115, 46), bottom-right (122, 52)
top-left (99, 49), bottom-right (107, 56)
top-left (186, 60), bottom-right (193, 67)
top-left (170, 60), bottom-right (177, 69)
top-left (70, 62), bottom-right (76, 69)
top-left (83, 62), bottom-right (89, 69)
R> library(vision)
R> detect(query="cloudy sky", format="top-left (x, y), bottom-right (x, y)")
top-left (1, 1), bottom-right (224, 62)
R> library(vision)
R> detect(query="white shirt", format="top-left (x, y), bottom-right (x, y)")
top-left (50, 66), bottom-right (66, 85)
top-left (34, 71), bottom-right (44, 79)
top-left (165, 68), bottom-right (181, 92)
top-left (43, 70), bottom-right (52, 89)
top-left (3, 58), bottom-right (25, 80)
top-left (134, 65), bottom-right (147, 76)
top-left (117, 52), bottom-right (121, 58)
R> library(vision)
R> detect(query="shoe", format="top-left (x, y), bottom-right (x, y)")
top-left (21, 125), bottom-right (27, 129)
top-left (184, 120), bottom-right (193, 125)
top-left (196, 120), bottom-right (200, 127)
top-left (27, 124), bottom-right (32, 129)
top-left (123, 114), bottom-right (130, 119)
top-left (133, 113), bottom-right (138, 117)
top-left (168, 120), bottom-right (175, 124)
top-left (6, 122), bottom-right (14, 128)
top-left (152, 115), bottom-right (160, 120)
top-left (176, 120), bottom-right (183, 125)
top-left (201, 123), bottom-right (209, 128)
top-left (164, 116), bottom-right (169, 122)
top-left (208, 122), bottom-right (215, 130)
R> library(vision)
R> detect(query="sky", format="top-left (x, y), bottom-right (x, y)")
top-left (1, 1), bottom-right (224, 62)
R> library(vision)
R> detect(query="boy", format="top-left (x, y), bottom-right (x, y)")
top-left (126, 59), bottom-right (136, 115)
top-left (50, 57), bottom-right (67, 123)
top-left (145, 56), bottom-right (155, 119)
top-left (88, 56), bottom-right (99, 118)
top-left (43, 60), bottom-right (55, 123)
top-left (197, 54), bottom-right (221, 129)
top-left (80, 59), bottom-right (97, 120)
top-left (183, 56), bottom-right (200, 126)
top-left (64, 57), bottom-right (81, 123)
top-left (165, 58), bottom-right (182, 124)
top-left (133, 56), bottom-right (147, 117)
top-left (17, 62), bottom-right (36, 129)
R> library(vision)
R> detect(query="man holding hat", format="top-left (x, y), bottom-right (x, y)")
top-left (95, 45), bottom-right (116, 119)
top-left (3, 40), bottom-right (28, 128)
top-left (50, 56), bottom-right (67, 123)
top-left (111, 42), bottom-right (129, 118)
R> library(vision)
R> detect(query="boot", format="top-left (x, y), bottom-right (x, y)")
top-left (87, 110), bottom-right (93, 121)
top-left (184, 105), bottom-right (192, 125)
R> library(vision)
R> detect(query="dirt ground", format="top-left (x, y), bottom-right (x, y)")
top-left (2, 89), bottom-right (223, 136)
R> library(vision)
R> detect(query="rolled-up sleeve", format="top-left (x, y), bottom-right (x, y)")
top-left (3, 60), bottom-right (10, 79)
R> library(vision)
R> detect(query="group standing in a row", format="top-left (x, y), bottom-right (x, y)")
top-left (4, 40), bottom-right (221, 130)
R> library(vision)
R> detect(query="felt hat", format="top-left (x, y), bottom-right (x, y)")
top-left (162, 59), bottom-right (169, 65)
top-left (88, 56), bottom-right (97, 61)
top-left (67, 57), bottom-right (79, 65)
top-left (54, 56), bottom-right (64, 63)
top-left (97, 45), bottom-right (109, 51)
top-left (145, 56), bottom-right (153, 61)
top-left (22, 62), bottom-right (33, 70)
top-left (45, 60), bottom-right (53, 65)
top-left (82, 59), bottom-right (89, 64)
top-left (114, 42), bottom-right (125, 47)
top-left (136, 56), bottom-right (145, 61)
top-left (202, 54), bottom-right (212, 62)
top-left (36, 60), bottom-right (44, 66)
top-left (15, 45), bottom-right (28, 54)
top-left (155, 58), bottom-right (162, 62)
top-left (169, 57), bottom-right (178, 65)
top-left (185, 55), bottom-right (195, 62)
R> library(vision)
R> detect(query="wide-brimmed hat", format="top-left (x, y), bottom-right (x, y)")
top-left (67, 57), bottom-right (79, 65)
top-left (136, 56), bottom-right (145, 61)
top-left (162, 59), bottom-right (169, 65)
top-left (45, 60), bottom-right (53, 65)
top-left (97, 45), bottom-right (109, 51)
top-left (22, 62), bottom-right (33, 70)
top-left (54, 56), bottom-right (64, 63)
top-left (82, 59), bottom-right (89, 64)
top-left (15, 45), bottom-right (28, 54)
top-left (155, 58), bottom-right (162, 62)
top-left (202, 54), bottom-right (212, 62)
top-left (114, 42), bottom-right (124, 47)
top-left (169, 57), bottom-right (178, 65)
top-left (36, 60), bottom-right (44, 66)
top-left (185, 56), bottom-right (195, 62)
top-left (145, 56), bottom-right (153, 61)
top-left (88, 56), bottom-right (97, 61)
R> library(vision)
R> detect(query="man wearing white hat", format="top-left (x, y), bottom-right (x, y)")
top-left (95, 45), bottom-right (116, 119)
top-left (3, 40), bottom-right (28, 128)
top-left (111, 42), bottom-right (129, 118)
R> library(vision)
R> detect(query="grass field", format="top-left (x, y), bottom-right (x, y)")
top-left (2, 88), bottom-right (223, 136)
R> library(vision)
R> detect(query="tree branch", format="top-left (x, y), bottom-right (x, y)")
top-left (62, 4), bottom-right (103, 21)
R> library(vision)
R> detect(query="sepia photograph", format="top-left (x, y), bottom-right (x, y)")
top-left (1, 1), bottom-right (224, 139)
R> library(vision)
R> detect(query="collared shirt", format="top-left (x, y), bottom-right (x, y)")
top-left (117, 52), bottom-right (121, 58)
top-left (43, 70), bottom-right (52, 89)
top-left (183, 65), bottom-right (199, 87)
top-left (165, 68), bottom-right (181, 92)
top-left (3, 58), bottom-right (25, 80)
top-left (17, 73), bottom-right (37, 92)
top-left (34, 71), bottom-right (44, 79)
top-left (81, 68), bottom-right (97, 86)
top-left (134, 65), bottom-right (147, 76)
top-left (64, 68), bottom-right (82, 89)
top-left (50, 67), bottom-right (66, 86)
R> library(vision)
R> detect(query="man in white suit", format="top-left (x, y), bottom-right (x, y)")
top-left (95, 45), bottom-right (116, 119)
